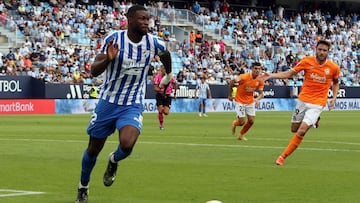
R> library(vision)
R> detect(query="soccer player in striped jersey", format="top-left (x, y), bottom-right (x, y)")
top-left (228, 62), bottom-right (264, 141)
top-left (261, 40), bottom-right (340, 166)
top-left (195, 76), bottom-right (212, 117)
top-left (75, 5), bottom-right (172, 203)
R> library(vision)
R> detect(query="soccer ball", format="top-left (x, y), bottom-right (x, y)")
top-left (206, 200), bottom-right (223, 203)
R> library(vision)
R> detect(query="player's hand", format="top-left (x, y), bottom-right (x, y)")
top-left (328, 99), bottom-right (336, 110)
top-left (106, 38), bottom-right (119, 61)
top-left (255, 99), bottom-right (260, 107)
top-left (228, 96), bottom-right (233, 101)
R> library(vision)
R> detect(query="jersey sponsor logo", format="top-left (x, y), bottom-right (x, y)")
top-left (310, 73), bottom-right (327, 83)
top-left (245, 86), bottom-right (257, 92)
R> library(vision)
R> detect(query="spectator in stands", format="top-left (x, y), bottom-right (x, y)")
top-left (6, 48), bottom-right (15, 60)
top-left (23, 54), bottom-right (32, 68)
top-left (189, 30), bottom-right (196, 46)
top-left (221, 0), bottom-right (230, 16)
top-left (192, 1), bottom-right (201, 14)
top-left (0, 64), bottom-right (6, 76)
top-left (195, 30), bottom-right (203, 45)
top-left (1, 0), bottom-right (359, 87)
top-left (212, 0), bottom-right (221, 13)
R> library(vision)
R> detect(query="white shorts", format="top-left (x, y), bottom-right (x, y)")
top-left (234, 101), bottom-right (255, 118)
top-left (292, 100), bottom-right (324, 127)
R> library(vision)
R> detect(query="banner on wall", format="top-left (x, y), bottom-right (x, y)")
top-left (0, 76), bottom-right (45, 99)
top-left (0, 99), bottom-right (55, 114)
top-left (0, 98), bottom-right (359, 115)
top-left (1, 76), bottom-right (360, 99)
top-left (54, 98), bottom-right (360, 114)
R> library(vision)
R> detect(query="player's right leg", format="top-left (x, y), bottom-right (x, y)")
top-left (76, 137), bottom-right (106, 203)
top-left (233, 102), bottom-right (246, 140)
top-left (76, 100), bottom-right (119, 202)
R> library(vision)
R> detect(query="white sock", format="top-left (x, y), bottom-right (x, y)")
top-left (79, 182), bottom-right (89, 189)
top-left (110, 153), bottom-right (116, 163)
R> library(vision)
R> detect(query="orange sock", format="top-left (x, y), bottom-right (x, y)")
top-left (281, 134), bottom-right (303, 159)
top-left (240, 122), bottom-right (252, 135)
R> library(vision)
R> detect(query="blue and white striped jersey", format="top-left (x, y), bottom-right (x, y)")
top-left (98, 30), bottom-right (166, 105)
top-left (196, 82), bottom-right (210, 99)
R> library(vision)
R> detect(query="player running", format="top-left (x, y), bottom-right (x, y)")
top-left (153, 64), bottom-right (177, 130)
top-left (261, 39), bottom-right (340, 166)
top-left (228, 62), bottom-right (264, 141)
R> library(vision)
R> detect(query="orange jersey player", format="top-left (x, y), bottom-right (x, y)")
top-left (228, 62), bottom-right (264, 141)
top-left (262, 39), bottom-right (340, 166)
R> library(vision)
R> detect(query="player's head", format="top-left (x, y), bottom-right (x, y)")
top-left (126, 5), bottom-right (149, 36)
top-left (316, 39), bottom-right (331, 63)
top-left (251, 62), bottom-right (262, 78)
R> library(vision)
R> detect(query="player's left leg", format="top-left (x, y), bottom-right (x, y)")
top-left (202, 99), bottom-right (208, 117)
top-left (238, 103), bottom-right (256, 140)
top-left (157, 105), bottom-right (164, 130)
top-left (104, 125), bottom-right (139, 186)
top-left (103, 106), bottom-right (142, 186)
top-left (276, 103), bottom-right (322, 165)
top-left (239, 115), bottom-right (255, 140)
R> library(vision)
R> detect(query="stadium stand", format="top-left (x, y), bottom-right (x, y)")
top-left (0, 0), bottom-right (358, 87)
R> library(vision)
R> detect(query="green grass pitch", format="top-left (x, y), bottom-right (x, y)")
top-left (0, 111), bottom-right (359, 203)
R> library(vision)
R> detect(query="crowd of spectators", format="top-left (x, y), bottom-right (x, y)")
top-left (0, 0), bottom-right (135, 85)
top-left (0, 0), bottom-right (359, 87)
top-left (170, 0), bottom-right (359, 86)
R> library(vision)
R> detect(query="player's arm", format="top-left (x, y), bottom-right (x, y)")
top-left (172, 80), bottom-right (178, 99)
top-left (159, 50), bottom-right (173, 86)
top-left (328, 78), bottom-right (339, 110)
top-left (153, 82), bottom-right (162, 93)
top-left (228, 79), bottom-right (235, 100)
top-left (262, 69), bottom-right (296, 80)
top-left (91, 38), bottom-right (119, 77)
top-left (255, 89), bottom-right (264, 103)
top-left (91, 54), bottom-right (110, 77)
top-left (228, 77), bottom-right (240, 101)
top-left (194, 86), bottom-right (198, 99)
top-left (207, 85), bottom-right (212, 99)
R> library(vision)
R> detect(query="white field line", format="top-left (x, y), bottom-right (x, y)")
top-left (0, 137), bottom-right (359, 153)
top-left (0, 189), bottom-right (45, 197)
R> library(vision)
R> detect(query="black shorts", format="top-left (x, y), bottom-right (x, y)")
top-left (156, 93), bottom-right (172, 107)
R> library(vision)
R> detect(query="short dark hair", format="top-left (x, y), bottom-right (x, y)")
top-left (251, 62), bottom-right (262, 68)
top-left (317, 40), bottom-right (331, 49)
top-left (126, 5), bottom-right (147, 18)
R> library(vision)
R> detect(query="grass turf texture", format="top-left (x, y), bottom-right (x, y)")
top-left (0, 111), bottom-right (359, 203)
